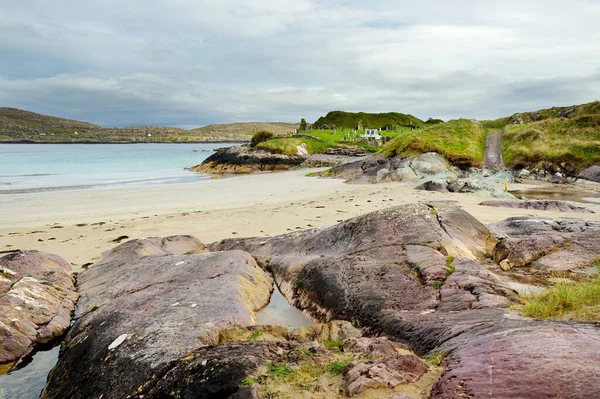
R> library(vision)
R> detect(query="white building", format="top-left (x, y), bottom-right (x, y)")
top-left (361, 128), bottom-right (382, 140)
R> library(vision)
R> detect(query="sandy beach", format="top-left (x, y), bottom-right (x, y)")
top-left (2, 168), bottom-right (600, 271)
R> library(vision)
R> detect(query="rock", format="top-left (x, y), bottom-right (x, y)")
top-left (41, 239), bottom-right (272, 399)
top-left (430, 323), bottom-right (600, 399)
top-left (211, 203), bottom-right (516, 354)
top-left (0, 251), bottom-right (77, 365)
top-left (479, 200), bottom-right (594, 214)
top-left (321, 153), bottom-right (457, 184)
top-left (190, 145), bottom-right (308, 174)
top-left (342, 337), bottom-right (409, 359)
top-left (97, 235), bottom-right (208, 267)
top-left (579, 165), bottom-right (600, 183)
top-left (548, 174), bottom-right (567, 184)
top-left (289, 320), bottom-right (361, 343)
top-left (296, 143), bottom-right (309, 156)
top-left (324, 145), bottom-right (369, 157)
top-left (345, 354), bottom-right (429, 396)
top-left (518, 168), bottom-right (532, 178)
top-left (415, 180), bottom-right (448, 193)
top-left (499, 259), bottom-right (512, 271)
top-left (558, 107), bottom-right (575, 118)
top-left (491, 217), bottom-right (600, 272)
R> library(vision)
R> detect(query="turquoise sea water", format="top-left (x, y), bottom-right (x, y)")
top-left (0, 143), bottom-right (229, 194)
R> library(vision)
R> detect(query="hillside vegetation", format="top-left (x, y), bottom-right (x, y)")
top-left (313, 111), bottom-right (426, 129)
top-left (484, 101), bottom-right (600, 169)
top-left (0, 108), bottom-right (297, 143)
top-left (382, 119), bottom-right (486, 167)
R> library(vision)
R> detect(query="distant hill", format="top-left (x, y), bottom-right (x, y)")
top-left (0, 108), bottom-right (297, 143)
top-left (192, 122), bottom-right (298, 141)
top-left (312, 111), bottom-right (426, 130)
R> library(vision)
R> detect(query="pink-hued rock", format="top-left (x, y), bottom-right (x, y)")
top-left (430, 323), bottom-right (600, 399)
top-left (0, 251), bottom-right (77, 364)
top-left (345, 354), bottom-right (429, 396)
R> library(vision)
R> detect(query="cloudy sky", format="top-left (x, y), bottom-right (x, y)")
top-left (1, 0), bottom-right (599, 127)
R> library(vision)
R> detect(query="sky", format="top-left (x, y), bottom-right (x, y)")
top-left (0, 0), bottom-right (599, 128)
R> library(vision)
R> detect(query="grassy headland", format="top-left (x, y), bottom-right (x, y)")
top-left (381, 119), bottom-right (486, 167)
top-left (313, 111), bottom-right (428, 129)
top-left (481, 101), bottom-right (600, 169)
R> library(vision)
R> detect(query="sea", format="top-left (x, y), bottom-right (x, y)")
top-left (0, 143), bottom-right (231, 194)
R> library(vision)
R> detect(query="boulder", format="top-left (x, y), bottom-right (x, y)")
top-left (579, 165), bottom-right (600, 183)
top-left (345, 354), bottom-right (429, 396)
top-left (490, 217), bottom-right (600, 271)
top-left (479, 200), bottom-right (594, 214)
top-left (0, 251), bottom-right (77, 365)
top-left (189, 145), bottom-right (308, 174)
top-left (41, 237), bottom-right (272, 399)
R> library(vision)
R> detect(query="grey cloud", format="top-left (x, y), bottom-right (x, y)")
top-left (0, 0), bottom-right (598, 127)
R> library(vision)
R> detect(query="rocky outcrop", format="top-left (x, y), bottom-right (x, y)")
top-left (211, 204), bottom-right (600, 398)
top-left (0, 251), bottom-right (77, 366)
top-left (322, 152), bottom-right (458, 184)
top-left (41, 237), bottom-right (273, 399)
top-left (190, 145), bottom-right (307, 174)
top-left (490, 217), bottom-right (600, 272)
top-left (211, 203), bottom-right (514, 350)
top-left (480, 199), bottom-right (594, 213)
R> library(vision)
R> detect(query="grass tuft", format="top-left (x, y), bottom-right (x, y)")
top-left (512, 272), bottom-right (600, 321)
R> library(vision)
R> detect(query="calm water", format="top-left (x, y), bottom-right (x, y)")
top-left (510, 187), bottom-right (600, 204)
top-left (0, 346), bottom-right (59, 399)
top-left (0, 143), bottom-right (230, 194)
top-left (256, 282), bottom-right (313, 330)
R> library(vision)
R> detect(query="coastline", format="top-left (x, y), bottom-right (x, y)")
top-left (2, 168), bottom-right (599, 271)
top-left (0, 140), bottom-right (249, 144)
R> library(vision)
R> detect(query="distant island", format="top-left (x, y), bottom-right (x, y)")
top-left (0, 108), bottom-right (298, 143)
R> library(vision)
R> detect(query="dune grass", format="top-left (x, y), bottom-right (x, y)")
top-left (512, 269), bottom-right (600, 321)
top-left (502, 115), bottom-right (600, 168)
top-left (381, 119), bottom-right (486, 167)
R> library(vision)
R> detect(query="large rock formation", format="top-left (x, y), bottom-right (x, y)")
top-left (190, 145), bottom-right (308, 174)
top-left (211, 204), bottom-right (600, 398)
top-left (41, 236), bottom-right (273, 399)
top-left (0, 251), bottom-right (77, 365)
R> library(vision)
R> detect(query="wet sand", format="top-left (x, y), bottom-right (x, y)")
top-left (2, 169), bottom-right (600, 271)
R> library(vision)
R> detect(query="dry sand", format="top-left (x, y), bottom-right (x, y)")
top-left (2, 169), bottom-right (599, 271)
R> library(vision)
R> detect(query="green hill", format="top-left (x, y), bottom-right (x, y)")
top-left (0, 108), bottom-right (297, 143)
top-left (312, 111), bottom-right (425, 130)
top-left (480, 101), bottom-right (600, 169)
top-left (382, 119), bottom-right (486, 168)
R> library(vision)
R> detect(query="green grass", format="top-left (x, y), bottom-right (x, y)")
top-left (328, 360), bottom-right (351, 374)
top-left (324, 339), bottom-right (343, 350)
top-left (424, 349), bottom-right (449, 366)
top-left (432, 281), bottom-right (443, 290)
top-left (266, 361), bottom-right (294, 378)
top-left (249, 330), bottom-right (264, 341)
top-left (381, 119), bottom-right (486, 167)
top-left (512, 272), bottom-right (600, 321)
top-left (242, 376), bottom-right (259, 386)
top-left (313, 111), bottom-right (425, 130)
top-left (502, 115), bottom-right (600, 169)
top-left (446, 256), bottom-right (455, 276)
